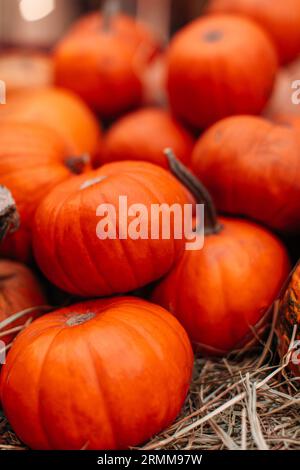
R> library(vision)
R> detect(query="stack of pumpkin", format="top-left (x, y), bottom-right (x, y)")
top-left (0, 0), bottom-right (300, 450)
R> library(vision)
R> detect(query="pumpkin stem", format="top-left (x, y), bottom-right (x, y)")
top-left (65, 154), bottom-right (90, 175)
top-left (165, 148), bottom-right (222, 235)
top-left (0, 186), bottom-right (20, 242)
top-left (102, 0), bottom-right (120, 31)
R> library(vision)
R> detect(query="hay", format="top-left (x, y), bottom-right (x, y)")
top-left (0, 304), bottom-right (299, 451)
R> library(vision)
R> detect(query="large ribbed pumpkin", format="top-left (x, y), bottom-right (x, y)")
top-left (167, 14), bottom-right (277, 129)
top-left (191, 115), bottom-right (300, 233)
top-left (0, 87), bottom-right (101, 163)
top-left (152, 153), bottom-right (290, 355)
top-left (0, 259), bottom-right (46, 346)
top-left (0, 122), bottom-right (90, 262)
top-left (207, 0), bottom-right (300, 65)
top-left (0, 297), bottom-right (193, 450)
top-left (32, 161), bottom-right (193, 297)
top-left (54, 12), bottom-right (160, 117)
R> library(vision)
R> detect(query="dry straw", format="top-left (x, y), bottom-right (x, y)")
top-left (0, 302), bottom-right (299, 450)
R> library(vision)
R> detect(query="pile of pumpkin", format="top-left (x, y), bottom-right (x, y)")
top-left (1, 0), bottom-right (300, 450)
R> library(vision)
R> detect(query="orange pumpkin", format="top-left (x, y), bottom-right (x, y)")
top-left (0, 122), bottom-right (90, 262)
top-left (277, 262), bottom-right (300, 377)
top-left (0, 259), bottom-right (46, 346)
top-left (0, 87), bottom-right (101, 163)
top-left (153, 153), bottom-right (290, 355)
top-left (272, 114), bottom-right (300, 135)
top-left (0, 297), bottom-right (193, 449)
top-left (191, 115), bottom-right (300, 233)
top-left (167, 14), bottom-right (278, 129)
top-left (54, 12), bottom-right (160, 118)
top-left (98, 108), bottom-right (194, 168)
top-left (207, 0), bottom-right (300, 65)
top-left (32, 161), bottom-right (193, 297)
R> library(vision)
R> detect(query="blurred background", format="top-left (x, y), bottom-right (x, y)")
top-left (0, 0), bottom-right (208, 49)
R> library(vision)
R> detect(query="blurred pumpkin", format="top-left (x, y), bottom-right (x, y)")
top-left (0, 297), bottom-right (193, 449)
top-left (32, 161), bottom-right (193, 297)
top-left (167, 14), bottom-right (278, 129)
top-left (0, 122), bottom-right (90, 262)
top-left (207, 0), bottom-right (300, 65)
top-left (277, 262), bottom-right (300, 377)
top-left (191, 115), bottom-right (300, 233)
top-left (98, 107), bottom-right (194, 168)
top-left (54, 12), bottom-right (161, 118)
top-left (153, 153), bottom-right (290, 355)
top-left (0, 259), bottom-right (46, 347)
top-left (0, 87), bottom-right (101, 163)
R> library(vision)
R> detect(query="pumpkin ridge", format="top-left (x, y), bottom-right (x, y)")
top-left (100, 313), bottom-right (175, 436)
top-left (78, 189), bottom-right (118, 295)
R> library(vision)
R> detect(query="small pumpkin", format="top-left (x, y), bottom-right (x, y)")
top-left (0, 122), bottom-right (90, 262)
top-left (98, 107), bottom-right (194, 168)
top-left (277, 262), bottom-right (300, 377)
top-left (54, 12), bottom-right (160, 118)
top-left (32, 160), bottom-right (193, 297)
top-left (167, 14), bottom-right (278, 129)
top-left (152, 153), bottom-right (290, 355)
top-left (207, 0), bottom-right (300, 65)
top-left (0, 297), bottom-right (193, 449)
top-left (0, 87), bottom-right (101, 163)
top-left (0, 259), bottom-right (46, 347)
top-left (190, 115), bottom-right (300, 233)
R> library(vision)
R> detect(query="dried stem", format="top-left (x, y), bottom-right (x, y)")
top-left (0, 186), bottom-right (20, 242)
top-left (102, 0), bottom-right (121, 31)
top-left (65, 154), bottom-right (90, 175)
top-left (165, 148), bottom-right (222, 235)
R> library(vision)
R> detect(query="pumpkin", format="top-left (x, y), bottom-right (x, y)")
top-left (0, 259), bottom-right (46, 347)
top-left (98, 107), bottom-right (194, 168)
top-left (167, 14), bottom-right (278, 129)
top-left (277, 262), bottom-right (300, 377)
top-left (0, 297), bottom-right (193, 450)
top-left (0, 87), bottom-right (101, 163)
top-left (190, 115), bottom-right (300, 233)
top-left (152, 152), bottom-right (290, 355)
top-left (32, 160), bottom-right (193, 297)
top-left (207, 0), bottom-right (300, 65)
top-left (0, 122), bottom-right (90, 262)
top-left (272, 114), bottom-right (300, 135)
top-left (54, 12), bottom-right (160, 118)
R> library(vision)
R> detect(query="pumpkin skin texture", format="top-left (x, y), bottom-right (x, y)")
top-left (54, 13), bottom-right (159, 118)
top-left (208, 0), bottom-right (300, 65)
top-left (277, 263), bottom-right (300, 377)
top-left (153, 218), bottom-right (290, 355)
top-left (191, 115), bottom-right (300, 233)
top-left (167, 14), bottom-right (278, 129)
top-left (0, 122), bottom-right (90, 262)
top-left (0, 297), bottom-right (193, 450)
top-left (0, 87), bottom-right (101, 162)
top-left (0, 260), bottom-right (46, 346)
top-left (98, 108), bottom-right (194, 168)
top-left (32, 161), bottom-right (193, 297)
